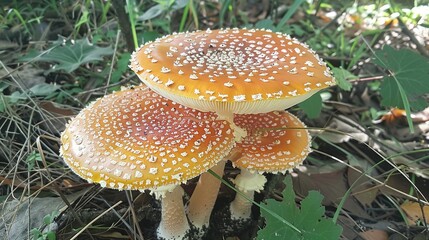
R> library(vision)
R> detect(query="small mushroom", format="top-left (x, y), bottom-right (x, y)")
top-left (130, 28), bottom-right (335, 140)
top-left (60, 86), bottom-right (235, 239)
top-left (229, 111), bottom-right (311, 220)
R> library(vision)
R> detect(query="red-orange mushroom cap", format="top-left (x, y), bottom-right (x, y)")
top-left (129, 28), bottom-right (335, 117)
top-left (60, 86), bottom-right (235, 191)
top-left (232, 111), bottom-right (310, 173)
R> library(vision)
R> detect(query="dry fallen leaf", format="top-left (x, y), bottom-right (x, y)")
top-left (347, 167), bottom-right (379, 206)
top-left (320, 115), bottom-right (369, 143)
top-left (293, 164), bottom-right (371, 219)
top-left (373, 108), bottom-right (407, 126)
top-left (359, 229), bottom-right (389, 240)
top-left (401, 201), bottom-right (429, 225)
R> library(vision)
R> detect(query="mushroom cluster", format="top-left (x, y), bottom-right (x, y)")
top-left (60, 28), bottom-right (335, 239)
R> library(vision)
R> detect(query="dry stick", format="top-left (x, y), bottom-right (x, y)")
top-left (70, 201), bottom-right (123, 240)
top-left (77, 75), bottom-right (134, 96)
top-left (105, 30), bottom-right (121, 96)
top-left (351, 75), bottom-right (384, 83)
top-left (396, 16), bottom-right (429, 58)
top-left (125, 191), bottom-right (145, 240)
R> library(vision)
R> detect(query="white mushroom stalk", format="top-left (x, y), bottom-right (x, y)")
top-left (129, 28), bottom-right (336, 142)
top-left (187, 160), bottom-right (226, 233)
top-left (230, 168), bottom-right (267, 220)
top-left (60, 86), bottom-right (235, 240)
top-left (154, 185), bottom-right (190, 240)
top-left (229, 111), bottom-right (311, 221)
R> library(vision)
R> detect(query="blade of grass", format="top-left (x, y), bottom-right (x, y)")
top-left (219, 0), bottom-right (231, 28)
top-left (275, 0), bottom-right (305, 32)
top-left (188, 0), bottom-right (199, 29)
top-left (126, 0), bottom-right (138, 49)
top-left (179, 1), bottom-right (190, 32)
top-left (105, 30), bottom-right (121, 95)
top-left (9, 9), bottom-right (30, 33)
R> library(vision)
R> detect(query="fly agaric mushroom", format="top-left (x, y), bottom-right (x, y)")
top-left (60, 86), bottom-right (235, 239)
top-left (229, 111), bottom-right (311, 220)
top-left (130, 28), bottom-right (335, 140)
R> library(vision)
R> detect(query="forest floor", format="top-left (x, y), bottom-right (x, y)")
top-left (1, 1), bottom-right (429, 240)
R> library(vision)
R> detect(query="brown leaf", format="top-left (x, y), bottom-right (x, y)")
top-left (376, 108), bottom-right (407, 126)
top-left (39, 101), bottom-right (75, 117)
top-left (401, 201), bottom-right (429, 225)
top-left (347, 167), bottom-right (379, 206)
top-left (359, 229), bottom-right (389, 240)
top-left (381, 174), bottom-right (429, 200)
top-left (293, 164), bottom-right (371, 219)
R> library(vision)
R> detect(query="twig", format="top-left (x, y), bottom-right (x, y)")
top-left (105, 30), bottom-right (121, 95)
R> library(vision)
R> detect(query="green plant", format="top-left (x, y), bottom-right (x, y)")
top-left (20, 38), bottom-right (114, 73)
top-left (372, 45), bottom-right (429, 132)
top-left (31, 210), bottom-right (59, 240)
top-left (258, 176), bottom-right (342, 240)
top-left (26, 150), bottom-right (42, 170)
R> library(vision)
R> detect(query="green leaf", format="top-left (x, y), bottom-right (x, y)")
top-left (298, 93), bottom-right (322, 119)
top-left (332, 67), bottom-right (355, 91)
top-left (21, 38), bottom-right (113, 73)
top-left (31, 228), bottom-right (42, 239)
top-left (26, 151), bottom-right (42, 170)
top-left (275, 0), bottom-right (306, 32)
top-left (29, 83), bottom-right (60, 96)
top-left (258, 176), bottom-right (342, 240)
top-left (46, 231), bottom-right (56, 240)
top-left (139, 4), bottom-right (164, 21)
top-left (74, 8), bottom-right (89, 30)
top-left (373, 45), bottom-right (429, 111)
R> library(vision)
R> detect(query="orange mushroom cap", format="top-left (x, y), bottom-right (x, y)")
top-left (130, 28), bottom-right (335, 116)
top-left (232, 111), bottom-right (310, 173)
top-left (60, 86), bottom-right (235, 191)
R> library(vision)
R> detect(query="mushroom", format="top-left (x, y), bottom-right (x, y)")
top-left (60, 86), bottom-right (235, 239)
top-left (229, 110), bottom-right (311, 220)
top-left (129, 28), bottom-right (335, 140)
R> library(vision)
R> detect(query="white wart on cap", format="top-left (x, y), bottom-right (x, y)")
top-left (60, 86), bottom-right (235, 191)
top-left (130, 28), bottom-right (335, 117)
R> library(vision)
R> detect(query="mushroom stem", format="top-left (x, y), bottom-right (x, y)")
top-left (230, 168), bottom-right (267, 220)
top-left (230, 189), bottom-right (255, 220)
top-left (156, 186), bottom-right (190, 240)
top-left (216, 112), bottom-right (247, 142)
top-left (187, 160), bottom-right (226, 231)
